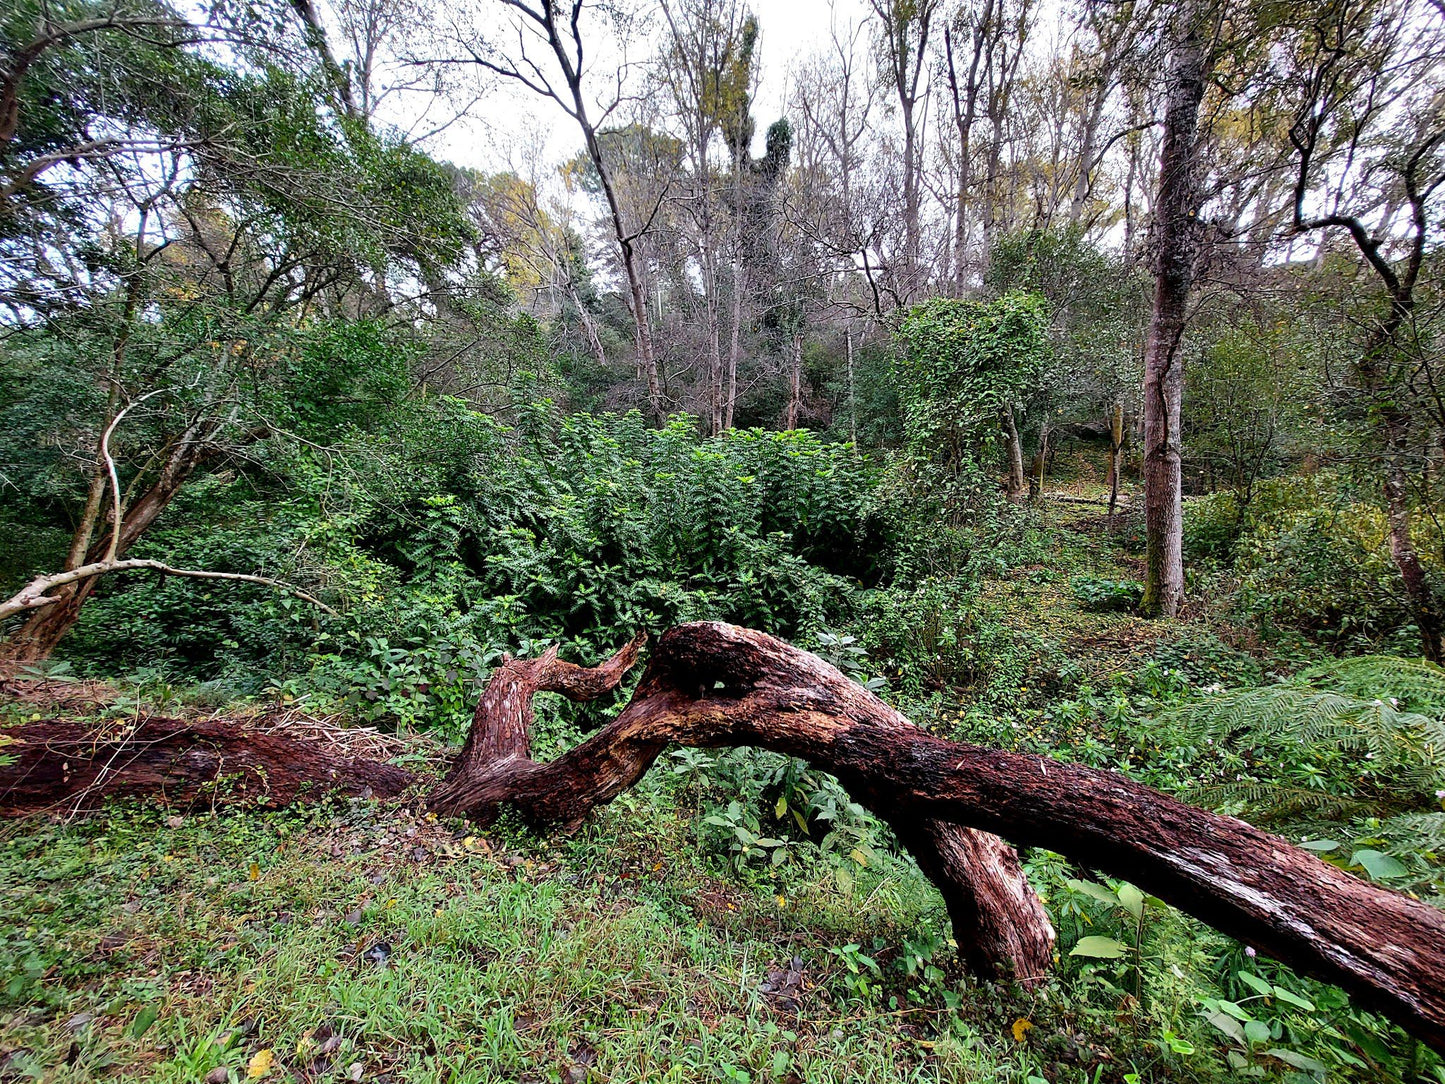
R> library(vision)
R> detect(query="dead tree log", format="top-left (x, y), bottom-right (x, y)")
top-left (6, 622), bottom-right (1445, 1049)
top-left (433, 622), bottom-right (1445, 1052)
top-left (0, 717), bottom-right (412, 816)
top-left (426, 630), bottom-right (1054, 984)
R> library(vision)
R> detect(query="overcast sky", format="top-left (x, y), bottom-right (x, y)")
top-left (402, 0), bottom-right (875, 177)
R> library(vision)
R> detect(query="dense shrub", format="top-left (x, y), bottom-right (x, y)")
top-left (65, 403), bottom-right (876, 735)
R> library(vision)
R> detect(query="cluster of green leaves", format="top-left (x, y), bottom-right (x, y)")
top-left (62, 403), bottom-right (875, 736)
top-left (1185, 473), bottom-right (1430, 653)
top-left (882, 293), bottom-right (1049, 579)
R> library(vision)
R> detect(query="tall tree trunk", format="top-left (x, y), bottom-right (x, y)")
top-left (944, 10), bottom-right (988, 294)
top-left (784, 331), bottom-right (804, 431)
top-left (1106, 401), bottom-right (1125, 519)
top-left (726, 259), bottom-right (744, 431)
top-left (1001, 406), bottom-right (1026, 499)
top-left (1140, 8), bottom-right (1209, 619)
top-left (845, 323), bottom-right (858, 448)
top-left (1028, 424), bottom-right (1051, 503)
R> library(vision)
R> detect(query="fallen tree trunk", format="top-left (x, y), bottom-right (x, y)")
top-left (4, 621), bottom-right (1445, 1050)
top-left (0, 716), bottom-right (412, 816)
top-left (426, 630), bottom-right (1054, 984)
top-left (434, 622), bottom-right (1445, 1052)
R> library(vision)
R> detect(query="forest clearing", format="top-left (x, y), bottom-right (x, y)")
top-left (3, 0), bottom-right (1445, 1080)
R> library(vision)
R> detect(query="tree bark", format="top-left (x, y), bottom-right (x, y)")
top-left (784, 331), bottom-right (804, 431)
top-left (9, 623), bottom-right (1445, 1049)
top-left (0, 716), bottom-right (411, 815)
top-left (1140, 8), bottom-right (1209, 618)
top-left (0, 423), bottom-right (214, 664)
top-left (1001, 406), bottom-right (1026, 500)
top-left (1107, 401), bottom-right (1125, 520)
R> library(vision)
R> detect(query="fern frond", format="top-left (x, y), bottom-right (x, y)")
top-left (1171, 685), bottom-right (1438, 766)
top-left (1380, 812), bottom-right (1445, 853)
top-left (1191, 782), bottom-right (1373, 823)
top-left (1301, 655), bottom-right (1445, 717)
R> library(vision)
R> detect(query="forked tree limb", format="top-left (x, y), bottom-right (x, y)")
top-left (0, 558), bottom-right (337, 623)
top-left (431, 621), bottom-right (1445, 1051)
top-left (5, 622), bottom-right (1445, 1048)
top-left (425, 628), bottom-right (1055, 983)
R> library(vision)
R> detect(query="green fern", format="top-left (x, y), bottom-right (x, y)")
top-left (1299, 655), bottom-right (1445, 717)
top-left (1168, 655), bottom-right (1445, 824)
top-left (1191, 782), bottom-right (1380, 824)
top-left (1172, 684), bottom-right (1444, 765)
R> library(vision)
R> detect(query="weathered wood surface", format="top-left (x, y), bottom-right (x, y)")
top-left (4, 621), bottom-right (1445, 1049)
top-left (0, 717), bottom-right (412, 815)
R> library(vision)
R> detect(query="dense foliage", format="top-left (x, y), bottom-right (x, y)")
top-left (4, 0), bottom-right (1445, 1080)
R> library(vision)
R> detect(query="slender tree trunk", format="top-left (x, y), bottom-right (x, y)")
top-left (726, 259), bottom-right (744, 431)
top-left (1001, 406), bottom-right (1026, 499)
top-left (1107, 401), bottom-right (1125, 519)
top-left (1140, 8), bottom-right (1209, 618)
top-left (845, 323), bottom-right (858, 448)
top-left (944, 6), bottom-right (989, 294)
top-left (784, 331), bottom-right (804, 431)
top-left (1028, 424), bottom-right (1051, 503)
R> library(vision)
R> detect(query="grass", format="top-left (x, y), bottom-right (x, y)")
top-left (2, 492), bottom-right (1437, 1083)
top-left (2, 785), bottom-right (1086, 1084)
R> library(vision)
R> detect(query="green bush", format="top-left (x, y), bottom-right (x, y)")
top-left (65, 403), bottom-right (876, 734)
top-left (1070, 575), bottom-right (1144, 613)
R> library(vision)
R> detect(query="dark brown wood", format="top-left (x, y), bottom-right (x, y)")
top-left (7, 622), bottom-right (1445, 1049)
top-left (0, 717), bottom-right (412, 816)
top-left (1141, 4), bottom-right (1211, 618)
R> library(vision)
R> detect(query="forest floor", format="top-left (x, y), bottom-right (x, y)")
top-left (0, 494), bottom-right (1297, 1084)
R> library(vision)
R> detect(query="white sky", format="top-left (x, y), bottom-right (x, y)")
top-left (404, 0), bottom-right (874, 175)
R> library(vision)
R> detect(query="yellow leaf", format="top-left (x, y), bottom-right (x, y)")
top-left (247, 1048), bottom-right (274, 1077)
top-left (1011, 1017), bottom-right (1032, 1043)
top-left (850, 848), bottom-right (869, 867)
top-left (247, 862), bottom-right (259, 881)
top-left (775, 894), bottom-right (787, 909)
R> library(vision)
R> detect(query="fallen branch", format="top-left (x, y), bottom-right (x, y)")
top-left (4, 622), bottom-right (1445, 1050)
top-left (0, 558), bottom-right (337, 622)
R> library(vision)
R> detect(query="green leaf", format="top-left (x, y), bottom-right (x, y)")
top-left (130, 1004), bottom-right (159, 1038)
top-left (774, 795), bottom-right (788, 820)
top-left (1299, 839), bottom-right (1340, 852)
top-left (771, 1049), bottom-right (789, 1078)
top-left (1237, 971), bottom-right (1273, 996)
top-left (1351, 849), bottom-right (1407, 881)
top-left (1244, 1019), bottom-right (1271, 1045)
top-left (1066, 878), bottom-right (1123, 909)
top-left (1264, 1049), bottom-right (1327, 1073)
top-left (1204, 1010), bottom-right (1245, 1045)
top-left (1117, 883), bottom-right (1144, 920)
top-left (1069, 936), bottom-right (1128, 959)
top-left (1272, 986), bottom-right (1316, 1012)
